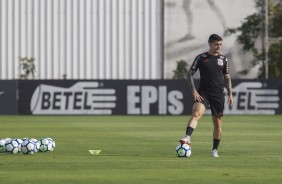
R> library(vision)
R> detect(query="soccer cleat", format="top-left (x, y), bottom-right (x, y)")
top-left (211, 149), bottom-right (219, 157)
top-left (179, 136), bottom-right (191, 145)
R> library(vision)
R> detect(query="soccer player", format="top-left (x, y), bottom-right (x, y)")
top-left (179, 34), bottom-right (233, 157)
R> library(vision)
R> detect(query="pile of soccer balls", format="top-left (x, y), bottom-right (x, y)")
top-left (176, 143), bottom-right (192, 158)
top-left (0, 137), bottom-right (55, 155)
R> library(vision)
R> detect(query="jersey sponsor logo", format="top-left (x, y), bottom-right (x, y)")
top-left (225, 82), bottom-right (279, 114)
top-left (217, 58), bottom-right (224, 66)
top-left (30, 82), bottom-right (116, 115)
top-left (127, 86), bottom-right (184, 115)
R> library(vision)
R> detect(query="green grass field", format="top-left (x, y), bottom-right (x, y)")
top-left (0, 115), bottom-right (282, 184)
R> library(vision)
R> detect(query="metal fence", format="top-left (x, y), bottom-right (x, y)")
top-left (0, 0), bottom-right (163, 79)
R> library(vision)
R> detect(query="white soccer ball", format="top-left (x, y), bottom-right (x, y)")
top-left (39, 138), bottom-right (52, 152)
top-left (14, 138), bottom-right (23, 153)
top-left (21, 139), bottom-right (36, 155)
top-left (5, 137), bottom-right (12, 142)
top-left (176, 143), bottom-right (192, 158)
top-left (22, 137), bottom-right (29, 142)
top-left (5, 139), bottom-right (19, 154)
top-left (30, 138), bottom-right (40, 152)
top-left (0, 138), bottom-right (6, 153)
top-left (46, 138), bottom-right (56, 152)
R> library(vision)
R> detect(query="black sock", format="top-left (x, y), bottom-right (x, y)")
top-left (212, 139), bottom-right (220, 150)
top-left (186, 127), bottom-right (194, 136)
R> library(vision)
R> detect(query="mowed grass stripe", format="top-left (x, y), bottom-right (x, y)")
top-left (0, 115), bottom-right (282, 184)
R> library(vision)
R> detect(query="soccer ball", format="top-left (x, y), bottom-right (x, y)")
top-left (5, 139), bottom-right (19, 154)
top-left (21, 139), bottom-right (36, 155)
top-left (14, 138), bottom-right (23, 153)
top-left (5, 137), bottom-right (12, 142)
top-left (22, 137), bottom-right (30, 142)
top-left (46, 138), bottom-right (56, 152)
top-left (30, 138), bottom-right (40, 152)
top-left (39, 138), bottom-right (52, 152)
top-left (176, 143), bottom-right (192, 158)
top-left (0, 138), bottom-right (6, 153)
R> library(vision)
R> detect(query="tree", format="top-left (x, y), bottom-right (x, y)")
top-left (227, 0), bottom-right (282, 79)
top-left (268, 42), bottom-right (282, 78)
top-left (173, 60), bottom-right (189, 79)
top-left (19, 57), bottom-right (36, 79)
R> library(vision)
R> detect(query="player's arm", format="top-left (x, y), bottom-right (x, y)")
top-left (187, 69), bottom-right (197, 92)
top-left (224, 74), bottom-right (233, 108)
top-left (187, 69), bottom-right (203, 102)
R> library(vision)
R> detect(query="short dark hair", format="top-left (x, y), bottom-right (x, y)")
top-left (208, 34), bottom-right (222, 43)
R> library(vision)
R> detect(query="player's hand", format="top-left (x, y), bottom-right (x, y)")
top-left (192, 90), bottom-right (203, 102)
top-left (227, 94), bottom-right (234, 109)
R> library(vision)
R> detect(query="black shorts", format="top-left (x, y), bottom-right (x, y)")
top-left (196, 91), bottom-right (225, 117)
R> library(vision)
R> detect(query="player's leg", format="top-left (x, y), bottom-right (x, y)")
top-left (211, 115), bottom-right (222, 157)
top-left (179, 102), bottom-right (205, 144)
top-left (213, 115), bottom-right (222, 140)
top-left (209, 94), bottom-right (225, 157)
